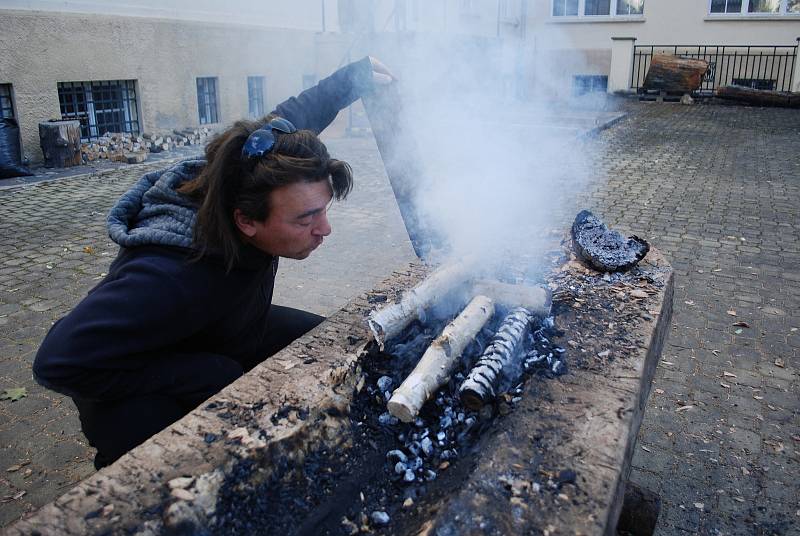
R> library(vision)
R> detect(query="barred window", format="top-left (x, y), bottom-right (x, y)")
top-left (573, 75), bottom-right (608, 96)
top-left (58, 80), bottom-right (139, 140)
top-left (247, 76), bottom-right (265, 119)
top-left (0, 84), bottom-right (14, 119)
top-left (196, 77), bottom-right (219, 125)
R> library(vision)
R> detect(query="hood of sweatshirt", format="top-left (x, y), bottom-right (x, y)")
top-left (107, 158), bottom-right (206, 249)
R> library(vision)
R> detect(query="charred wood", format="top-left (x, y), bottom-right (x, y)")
top-left (459, 307), bottom-right (534, 410)
top-left (388, 295), bottom-right (495, 423)
top-left (571, 210), bottom-right (649, 272)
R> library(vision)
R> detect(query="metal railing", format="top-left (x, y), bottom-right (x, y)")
top-left (631, 45), bottom-right (798, 95)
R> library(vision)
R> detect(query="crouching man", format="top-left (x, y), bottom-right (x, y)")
top-left (33, 57), bottom-right (393, 469)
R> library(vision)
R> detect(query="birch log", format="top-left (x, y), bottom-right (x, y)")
top-left (471, 280), bottom-right (551, 317)
top-left (459, 307), bottom-right (534, 410)
top-left (368, 262), bottom-right (471, 347)
top-left (387, 295), bottom-right (495, 423)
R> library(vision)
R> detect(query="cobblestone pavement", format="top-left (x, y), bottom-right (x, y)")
top-left (583, 103), bottom-right (800, 535)
top-left (1, 103), bottom-right (798, 534)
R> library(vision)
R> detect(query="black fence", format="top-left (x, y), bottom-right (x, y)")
top-left (631, 45), bottom-right (798, 95)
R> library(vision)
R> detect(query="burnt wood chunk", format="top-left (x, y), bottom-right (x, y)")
top-left (642, 55), bottom-right (709, 93)
top-left (715, 85), bottom-right (800, 108)
top-left (459, 307), bottom-right (534, 410)
top-left (38, 120), bottom-right (82, 168)
top-left (571, 210), bottom-right (649, 272)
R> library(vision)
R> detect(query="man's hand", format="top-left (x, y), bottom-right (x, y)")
top-left (369, 56), bottom-right (397, 85)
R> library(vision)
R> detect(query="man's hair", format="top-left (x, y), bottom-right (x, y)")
top-left (178, 115), bottom-right (353, 270)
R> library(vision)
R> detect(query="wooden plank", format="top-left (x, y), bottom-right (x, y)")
top-left (642, 55), bottom-right (709, 93)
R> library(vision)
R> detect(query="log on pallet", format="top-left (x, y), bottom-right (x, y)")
top-left (715, 84), bottom-right (800, 108)
top-left (39, 120), bottom-right (82, 168)
top-left (642, 55), bottom-right (709, 93)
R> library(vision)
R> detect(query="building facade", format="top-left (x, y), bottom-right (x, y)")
top-left (1, 1), bottom-right (798, 164)
top-left (0, 1), bottom-right (349, 164)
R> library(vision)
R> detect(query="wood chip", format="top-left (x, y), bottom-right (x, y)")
top-left (168, 476), bottom-right (195, 490)
top-left (732, 321), bottom-right (750, 328)
top-left (774, 359), bottom-right (785, 368)
top-left (630, 289), bottom-right (648, 299)
top-left (170, 488), bottom-right (195, 501)
top-left (727, 310), bottom-right (737, 316)
top-left (723, 371), bottom-right (737, 378)
top-left (676, 405), bottom-right (694, 412)
top-left (720, 382), bottom-right (731, 389)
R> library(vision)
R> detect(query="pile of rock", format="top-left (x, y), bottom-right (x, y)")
top-left (80, 127), bottom-right (212, 165)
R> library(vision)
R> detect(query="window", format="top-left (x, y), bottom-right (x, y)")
top-left (58, 80), bottom-right (139, 140)
top-left (302, 74), bottom-right (317, 91)
top-left (553, 0), bottom-right (579, 16)
top-left (585, 0), bottom-right (611, 15)
top-left (711, 0), bottom-right (743, 12)
top-left (196, 77), bottom-right (219, 125)
top-left (553, 0), bottom-right (643, 16)
top-left (617, 0), bottom-right (644, 14)
top-left (573, 75), bottom-right (608, 96)
top-left (0, 84), bottom-right (14, 119)
top-left (247, 76), bottom-right (265, 119)
top-left (710, 0), bottom-right (797, 13)
top-left (732, 77), bottom-right (776, 90)
top-left (749, 0), bottom-right (780, 10)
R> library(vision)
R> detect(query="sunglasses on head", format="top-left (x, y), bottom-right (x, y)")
top-left (241, 117), bottom-right (298, 159)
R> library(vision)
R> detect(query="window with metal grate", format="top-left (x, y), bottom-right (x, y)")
top-left (57, 80), bottom-right (140, 140)
top-left (573, 75), bottom-right (608, 96)
top-left (0, 84), bottom-right (14, 119)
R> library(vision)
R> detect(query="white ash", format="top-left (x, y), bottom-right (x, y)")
top-left (370, 511), bottom-right (391, 525)
top-left (376, 376), bottom-right (393, 392)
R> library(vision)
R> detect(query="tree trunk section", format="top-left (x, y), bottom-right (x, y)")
top-left (39, 120), bottom-right (82, 168)
top-left (642, 55), bottom-right (709, 93)
top-left (716, 84), bottom-right (800, 108)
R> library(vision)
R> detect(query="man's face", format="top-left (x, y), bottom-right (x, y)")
top-left (236, 181), bottom-right (333, 260)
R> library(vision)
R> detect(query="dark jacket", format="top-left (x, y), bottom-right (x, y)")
top-left (33, 57), bottom-right (374, 402)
